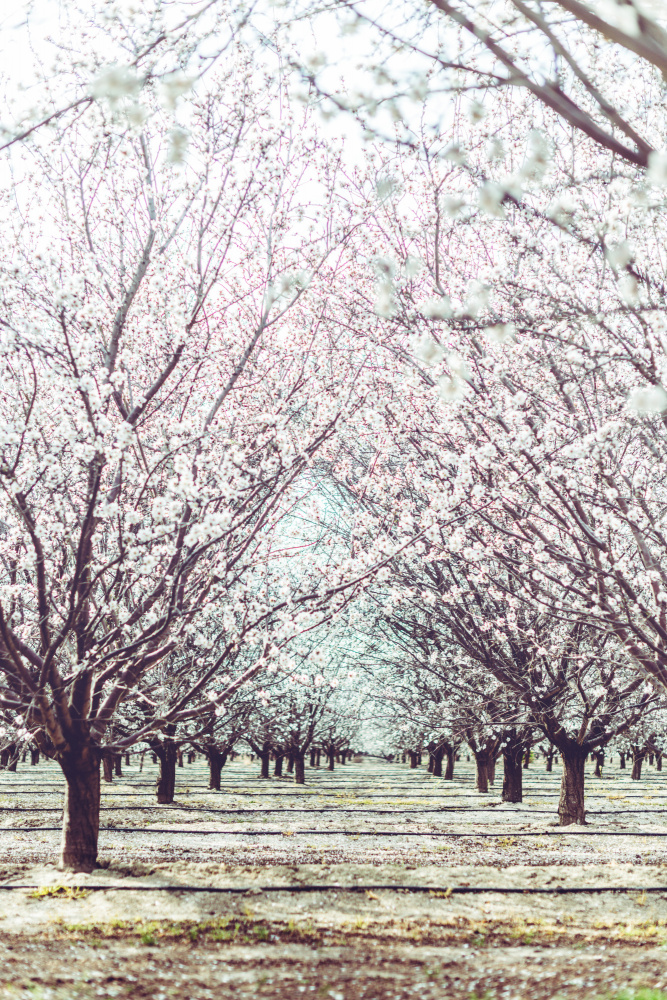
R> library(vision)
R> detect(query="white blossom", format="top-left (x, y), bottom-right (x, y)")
top-left (628, 384), bottom-right (667, 413)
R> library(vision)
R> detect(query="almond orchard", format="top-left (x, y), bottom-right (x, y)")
top-left (1, 2), bottom-right (667, 999)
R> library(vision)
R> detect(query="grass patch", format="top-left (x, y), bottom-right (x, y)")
top-left (28, 886), bottom-right (90, 900)
top-left (609, 993), bottom-right (667, 1000)
top-left (35, 911), bottom-right (667, 951)
top-left (496, 837), bottom-right (519, 848)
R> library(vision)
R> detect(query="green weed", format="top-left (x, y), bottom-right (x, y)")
top-left (28, 885), bottom-right (90, 900)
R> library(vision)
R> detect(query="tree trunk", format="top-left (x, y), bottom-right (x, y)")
top-left (30, 749), bottom-right (39, 766)
top-left (545, 750), bottom-right (554, 772)
top-left (309, 749), bottom-right (316, 767)
top-left (523, 747), bottom-right (531, 769)
top-left (209, 753), bottom-right (222, 791)
top-left (274, 754), bottom-right (283, 777)
top-left (474, 751), bottom-right (489, 793)
top-left (177, 751), bottom-right (184, 768)
top-left (113, 754), bottom-right (122, 777)
top-left (287, 753), bottom-right (294, 774)
top-left (316, 750), bottom-right (321, 767)
top-left (102, 754), bottom-right (113, 782)
top-left (502, 743), bottom-right (524, 803)
top-left (156, 744), bottom-right (177, 804)
top-left (294, 752), bottom-right (306, 784)
top-left (488, 755), bottom-right (496, 785)
top-left (631, 746), bottom-right (645, 780)
top-left (59, 745), bottom-right (101, 872)
top-left (658, 752), bottom-right (663, 772)
top-left (593, 751), bottom-right (604, 778)
top-left (208, 750), bottom-right (227, 790)
top-left (328, 751), bottom-right (335, 771)
top-left (432, 747), bottom-right (444, 777)
top-left (558, 749), bottom-right (586, 825)
top-left (408, 751), bottom-right (418, 769)
top-left (260, 751), bottom-right (270, 779)
top-left (125, 753), bottom-right (130, 767)
top-left (619, 752), bottom-right (626, 769)
top-left (444, 746), bottom-right (455, 780)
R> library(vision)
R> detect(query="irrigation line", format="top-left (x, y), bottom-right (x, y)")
top-left (0, 806), bottom-right (556, 815)
top-left (4, 827), bottom-right (667, 836)
top-left (3, 805), bottom-right (666, 816)
top-left (0, 883), bottom-right (664, 895)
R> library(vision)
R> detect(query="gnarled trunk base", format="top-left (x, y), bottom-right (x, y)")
top-left (502, 751), bottom-right (523, 803)
top-left (294, 753), bottom-right (305, 784)
top-left (59, 745), bottom-right (101, 873)
top-left (156, 745), bottom-right (177, 804)
top-left (559, 751), bottom-right (586, 825)
top-left (474, 752), bottom-right (489, 794)
top-left (207, 750), bottom-right (227, 790)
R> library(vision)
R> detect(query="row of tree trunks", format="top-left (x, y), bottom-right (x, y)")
top-left (47, 730), bottom-right (667, 874)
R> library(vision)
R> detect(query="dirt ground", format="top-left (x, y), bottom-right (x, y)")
top-left (2, 757), bottom-right (667, 998)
